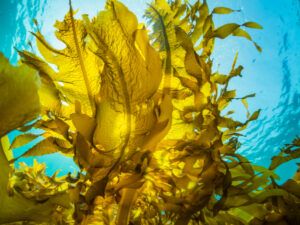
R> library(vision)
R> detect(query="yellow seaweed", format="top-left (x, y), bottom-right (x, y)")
top-left (0, 0), bottom-right (299, 225)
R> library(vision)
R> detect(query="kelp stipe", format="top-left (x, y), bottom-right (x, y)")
top-left (0, 0), bottom-right (299, 225)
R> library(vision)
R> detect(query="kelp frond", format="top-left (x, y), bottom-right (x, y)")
top-left (0, 0), bottom-right (299, 225)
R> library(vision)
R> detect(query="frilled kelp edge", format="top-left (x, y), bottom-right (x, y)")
top-left (0, 0), bottom-right (299, 225)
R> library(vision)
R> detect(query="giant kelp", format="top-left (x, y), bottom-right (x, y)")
top-left (0, 0), bottom-right (299, 225)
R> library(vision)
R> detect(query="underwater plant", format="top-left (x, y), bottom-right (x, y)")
top-left (0, 0), bottom-right (300, 224)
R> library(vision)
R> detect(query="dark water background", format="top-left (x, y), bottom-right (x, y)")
top-left (0, 0), bottom-right (299, 183)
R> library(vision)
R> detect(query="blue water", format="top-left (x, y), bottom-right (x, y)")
top-left (0, 0), bottom-right (299, 181)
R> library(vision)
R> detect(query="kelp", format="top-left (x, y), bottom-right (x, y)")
top-left (0, 138), bottom-right (72, 224)
top-left (0, 54), bottom-right (40, 138)
top-left (0, 0), bottom-right (299, 225)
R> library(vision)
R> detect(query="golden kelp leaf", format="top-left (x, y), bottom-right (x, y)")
top-left (0, 53), bottom-right (40, 137)
top-left (89, 0), bottom-right (162, 103)
top-left (175, 27), bottom-right (204, 80)
top-left (234, 154), bottom-right (255, 176)
top-left (252, 189), bottom-right (289, 203)
top-left (12, 159), bottom-right (68, 199)
top-left (239, 94), bottom-right (255, 118)
top-left (109, 176), bottom-right (142, 224)
top-left (10, 123), bottom-right (72, 161)
top-left (219, 117), bottom-right (243, 129)
top-left (232, 29), bottom-right (262, 52)
top-left (18, 50), bottom-right (63, 115)
top-left (281, 179), bottom-right (300, 198)
top-left (40, 117), bottom-right (70, 138)
top-left (211, 23), bottom-right (240, 39)
top-left (229, 203), bottom-right (267, 224)
top-left (269, 148), bottom-right (300, 170)
top-left (21, 7), bottom-right (103, 117)
top-left (209, 212), bottom-right (245, 225)
top-left (242, 174), bottom-right (271, 193)
top-left (212, 7), bottom-right (236, 14)
top-left (1, 136), bottom-right (13, 163)
top-left (211, 73), bottom-right (229, 85)
top-left (10, 133), bottom-right (38, 149)
top-left (141, 99), bottom-right (172, 150)
top-left (254, 43), bottom-right (262, 52)
top-left (1, 140), bottom-right (72, 224)
top-left (145, 0), bottom-right (198, 85)
top-left (233, 28), bottom-right (252, 41)
top-left (243, 22), bottom-right (263, 29)
top-left (0, 137), bottom-right (11, 198)
top-left (190, 0), bottom-right (210, 43)
top-left (224, 192), bottom-right (252, 208)
top-left (83, 0), bottom-right (163, 162)
top-left (11, 137), bottom-right (69, 162)
top-left (93, 101), bottom-right (129, 154)
top-left (218, 90), bottom-right (236, 110)
top-left (145, 0), bottom-right (177, 53)
top-left (241, 93), bottom-right (256, 99)
top-left (71, 113), bottom-right (96, 142)
top-left (75, 133), bottom-right (92, 169)
top-left (210, 22), bottom-right (262, 52)
top-left (248, 110), bottom-right (260, 121)
top-left (252, 165), bottom-right (279, 179)
top-left (241, 99), bottom-right (249, 117)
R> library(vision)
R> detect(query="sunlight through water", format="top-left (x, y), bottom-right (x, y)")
top-left (0, 0), bottom-right (299, 182)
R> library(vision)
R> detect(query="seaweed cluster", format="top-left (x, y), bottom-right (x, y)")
top-left (0, 0), bottom-right (299, 224)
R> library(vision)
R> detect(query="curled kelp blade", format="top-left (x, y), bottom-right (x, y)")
top-left (0, 53), bottom-right (40, 138)
top-left (83, 0), bottom-right (164, 163)
top-left (20, 3), bottom-right (103, 118)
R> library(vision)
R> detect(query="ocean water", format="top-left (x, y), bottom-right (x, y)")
top-left (0, 0), bottom-right (299, 182)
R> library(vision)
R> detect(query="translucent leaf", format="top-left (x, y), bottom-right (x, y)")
top-left (0, 54), bottom-right (40, 137)
top-left (253, 189), bottom-right (289, 203)
top-left (269, 148), bottom-right (300, 170)
top-left (10, 133), bottom-right (38, 149)
top-left (71, 113), bottom-right (96, 142)
top-left (21, 10), bottom-right (103, 117)
top-left (248, 110), bottom-right (260, 121)
top-left (211, 23), bottom-right (240, 39)
top-left (233, 28), bottom-right (252, 41)
top-left (243, 22), bottom-right (263, 29)
top-left (11, 137), bottom-right (70, 161)
top-left (212, 7), bottom-right (235, 14)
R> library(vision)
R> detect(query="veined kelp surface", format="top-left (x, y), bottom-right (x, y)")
top-left (0, 0), bottom-right (299, 225)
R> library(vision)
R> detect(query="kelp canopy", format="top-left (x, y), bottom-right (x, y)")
top-left (0, 0), bottom-right (299, 224)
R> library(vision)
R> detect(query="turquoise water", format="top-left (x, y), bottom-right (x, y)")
top-left (0, 0), bottom-right (299, 182)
